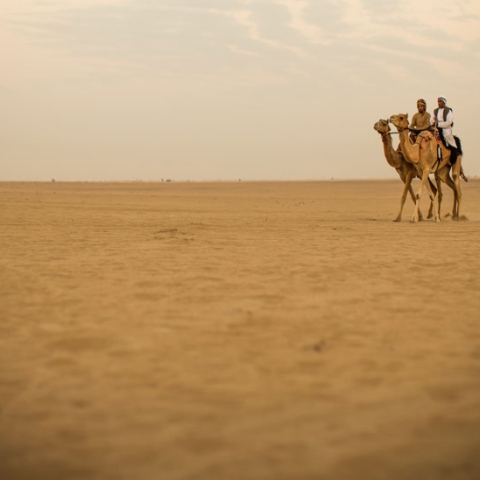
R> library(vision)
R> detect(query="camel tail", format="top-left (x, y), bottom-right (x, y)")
top-left (454, 136), bottom-right (463, 156)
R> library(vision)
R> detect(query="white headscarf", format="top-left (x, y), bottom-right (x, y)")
top-left (438, 96), bottom-right (447, 103)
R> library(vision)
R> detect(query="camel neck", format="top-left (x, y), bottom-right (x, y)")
top-left (381, 132), bottom-right (401, 168)
top-left (398, 129), bottom-right (418, 164)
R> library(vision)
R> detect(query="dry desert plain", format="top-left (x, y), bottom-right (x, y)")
top-left (1, 179), bottom-right (480, 480)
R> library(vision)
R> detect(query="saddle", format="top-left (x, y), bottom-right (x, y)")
top-left (437, 132), bottom-right (463, 165)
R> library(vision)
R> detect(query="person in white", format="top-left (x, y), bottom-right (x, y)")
top-left (431, 96), bottom-right (457, 149)
top-left (431, 95), bottom-right (468, 181)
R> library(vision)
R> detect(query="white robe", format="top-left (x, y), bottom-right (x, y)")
top-left (432, 107), bottom-right (457, 148)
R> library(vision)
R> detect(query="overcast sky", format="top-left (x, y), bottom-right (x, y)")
top-left (2, 0), bottom-right (480, 181)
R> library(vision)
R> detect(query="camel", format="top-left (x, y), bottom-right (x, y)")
top-left (389, 113), bottom-right (463, 222)
top-left (373, 118), bottom-right (435, 222)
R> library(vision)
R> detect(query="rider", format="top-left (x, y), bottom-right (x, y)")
top-left (431, 96), bottom-right (467, 180)
top-left (431, 96), bottom-right (457, 149)
top-left (409, 99), bottom-right (431, 144)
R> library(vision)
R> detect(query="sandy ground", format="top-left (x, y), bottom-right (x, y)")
top-left (1, 179), bottom-right (480, 480)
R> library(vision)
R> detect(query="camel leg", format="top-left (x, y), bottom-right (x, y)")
top-left (413, 169), bottom-right (438, 223)
top-left (412, 178), bottom-right (424, 223)
top-left (396, 171), bottom-right (416, 222)
top-left (434, 175), bottom-right (443, 219)
top-left (442, 170), bottom-right (457, 219)
top-left (408, 182), bottom-right (417, 205)
top-left (451, 159), bottom-right (462, 220)
top-left (409, 182), bottom-right (425, 221)
top-left (426, 173), bottom-right (439, 222)
top-left (427, 177), bottom-right (437, 219)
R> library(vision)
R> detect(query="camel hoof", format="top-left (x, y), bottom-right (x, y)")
top-left (393, 218), bottom-right (401, 223)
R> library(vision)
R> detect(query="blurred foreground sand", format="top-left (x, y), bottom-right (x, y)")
top-left (1, 179), bottom-right (480, 480)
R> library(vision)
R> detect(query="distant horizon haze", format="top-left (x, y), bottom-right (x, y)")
top-left (2, 0), bottom-right (479, 182)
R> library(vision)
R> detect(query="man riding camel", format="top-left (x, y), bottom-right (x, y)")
top-left (431, 95), bottom-right (467, 181)
top-left (431, 96), bottom-right (457, 149)
top-left (409, 98), bottom-right (431, 144)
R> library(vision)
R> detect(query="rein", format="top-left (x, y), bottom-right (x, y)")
top-left (408, 125), bottom-right (433, 133)
top-left (379, 130), bottom-right (398, 138)
top-left (387, 118), bottom-right (432, 134)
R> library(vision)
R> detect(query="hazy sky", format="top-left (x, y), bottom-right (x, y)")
top-left (2, 0), bottom-right (480, 181)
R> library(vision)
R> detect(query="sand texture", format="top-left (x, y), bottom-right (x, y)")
top-left (1, 179), bottom-right (480, 480)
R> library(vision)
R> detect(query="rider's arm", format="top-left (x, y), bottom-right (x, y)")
top-left (409, 113), bottom-right (417, 128)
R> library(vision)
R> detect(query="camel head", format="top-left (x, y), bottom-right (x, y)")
top-left (373, 119), bottom-right (390, 135)
top-left (389, 113), bottom-right (409, 131)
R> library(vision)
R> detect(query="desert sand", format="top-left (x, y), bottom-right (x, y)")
top-left (1, 179), bottom-right (480, 480)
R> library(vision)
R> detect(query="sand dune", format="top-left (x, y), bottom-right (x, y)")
top-left (1, 179), bottom-right (480, 480)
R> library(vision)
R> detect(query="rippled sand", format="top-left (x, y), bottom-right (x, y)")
top-left (1, 179), bottom-right (480, 480)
